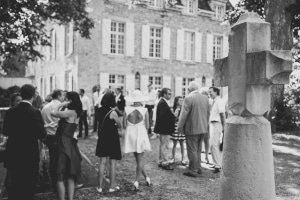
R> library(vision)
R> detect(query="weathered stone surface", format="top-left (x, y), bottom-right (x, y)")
top-left (265, 0), bottom-right (296, 50)
top-left (214, 12), bottom-right (292, 115)
top-left (219, 116), bottom-right (276, 200)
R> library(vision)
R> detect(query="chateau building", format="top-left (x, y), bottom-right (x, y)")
top-left (27, 0), bottom-right (231, 99)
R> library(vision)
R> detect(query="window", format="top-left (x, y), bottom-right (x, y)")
top-left (65, 24), bottom-right (73, 56)
top-left (202, 76), bottom-right (206, 87)
top-left (182, 78), bottom-right (194, 97)
top-left (111, 21), bottom-right (125, 55)
top-left (135, 72), bottom-right (141, 90)
top-left (186, 0), bottom-right (196, 14)
top-left (109, 74), bottom-right (125, 90)
top-left (214, 4), bottom-right (225, 20)
top-left (184, 31), bottom-right (195, 61)
top-left (149, 76), bottom-right (162, 90)
top-left (213, 36), bottom-right (223, 60)
top-left (149, 27), bottom-right (162, 58)
top-left (149, 0), bottom-right (163, 8)
top-left (50, 30), bottom-right (56, 60)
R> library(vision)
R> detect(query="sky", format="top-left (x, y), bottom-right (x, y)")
top-left (229, 0), bottom-right (239, 6)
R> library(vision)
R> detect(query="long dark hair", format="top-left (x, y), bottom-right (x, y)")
top-left (173, 96), bottom-right (182, 112)
top-left (66, 91), bottom-right (83, 118)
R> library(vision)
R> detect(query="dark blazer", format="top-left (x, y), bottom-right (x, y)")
top-left (154, 98), bottom-right (175, 135)
top-left (3, 102), bottom-right (46, 168)
top-left (116, 94), bottom-right (125, 111)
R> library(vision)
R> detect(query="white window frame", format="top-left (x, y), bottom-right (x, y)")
top-left (110, 21), bottom-right (126, 55)
top-left (182, 78), bottom-right (194, 97)
top-left (213, 35), bottom-right (223, 61)
top-left (109, 74), bottom-right (125, 90)
top-left (65, 23), bottom-right (73, 56)
top-left (149, 76), bottom-right (162, 90)
top-left (186, 0), bottom-right (196, 14)
top-left (149, 27), bottom-right (162, 58)
top-left (149, 0), bottom-right (163, 8)
top-left (213, 4), bottom-right (225, 20)
top-left (184, 31), bottom-right (195, 61)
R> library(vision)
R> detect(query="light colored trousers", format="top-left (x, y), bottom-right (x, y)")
top-left (159, 135), bottom-right (170, 165)
top-left (210, 122), bottom-right (223, 168)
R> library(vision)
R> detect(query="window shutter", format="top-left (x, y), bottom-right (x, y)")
top-left (206, 34), bottom-right (213, 64)
top-left (69, 23), bottom-right (74, 54)
top-left (206, 77), bottom-right (213, 87)
top-left (175, 77), bottom-right (182, 96)
top-left (223, 35), bottom-right (229, 58)
top-left (163, 76), bottom-right (171, 89)
top-left (163, 27), bottom-right (171, 60)
top-left (102, 19), bottom-right (111, 55)
top-left (52, 75), bottom-right (56, 90)
top-left (141, 25), bottom-right (150, 58)
top-left (176, 30), bottom-right (184, 61)
top-left (140, 75), bottom-right (149, 92)
top-left (195, 32), bottom-right (202, 62)
top-left (126, 22), bottom-right (135, 57)
top-left (125, 74), bottom-right (135, 92)
top-left (99, 73), bottom-right (109, 91)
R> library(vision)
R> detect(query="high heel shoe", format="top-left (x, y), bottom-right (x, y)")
top-left (96, 187), bottom-right (102, 193)
top-left (133, 181), bottom-right (139, 191)
top-left (146, 177), bottom-right (151, 186)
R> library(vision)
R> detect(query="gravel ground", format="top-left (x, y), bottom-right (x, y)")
top-left (31, 132), bottom-right (300, 200)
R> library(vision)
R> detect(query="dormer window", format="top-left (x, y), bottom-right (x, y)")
top-left (149, 0), bottom-right (163, 8)
top-left (185, 0), bottom-right (196, 14)
top-left (213, 4), bottom-right (225, 20)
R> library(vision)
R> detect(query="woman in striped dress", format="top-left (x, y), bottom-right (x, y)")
top-left (170, 96), bottom-right (187, 165)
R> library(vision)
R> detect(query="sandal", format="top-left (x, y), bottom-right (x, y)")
top-left (181, 160), bottom-right (188, 166)
top-left (146, 177), bottom-right (151, 186)
top-left (96, 187), bottom-right (102, 193)
top-left (133, 181), bottom-right (139, 191)
top-left (108, 186), bottom-right (120, 192)
top-left (169, 158), bottom-right (175, 164)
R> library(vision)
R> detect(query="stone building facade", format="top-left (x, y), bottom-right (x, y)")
top-left (27, 0), bottom-right (230, 99)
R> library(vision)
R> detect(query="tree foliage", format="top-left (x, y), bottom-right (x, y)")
top-left (0, 0), bottom-right (94, 74)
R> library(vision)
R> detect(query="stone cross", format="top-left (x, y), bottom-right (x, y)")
top-left (214, 12), bottom-right (292, 200)
top-left (214, 12), bottom-right (292, 116)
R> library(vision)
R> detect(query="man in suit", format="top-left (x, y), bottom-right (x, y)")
top-left (3, 84), bottom-right (47, 200)
top-left (154, 88), bottom-right (175, 170)
top-left (177, 81), bottom-right (210, 177)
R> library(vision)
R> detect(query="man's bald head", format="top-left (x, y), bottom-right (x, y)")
top-left (188, 81), bottom-right (199, 92)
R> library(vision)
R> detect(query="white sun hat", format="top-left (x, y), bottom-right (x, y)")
top-left (125, 90), bottom-right (149, 103)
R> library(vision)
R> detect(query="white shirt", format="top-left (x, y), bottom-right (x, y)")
top-left (93, 91), bottom-right (100, 106)
top-left (41, 99), bottom-right (61, 136)
top-left (96, 93), bottom-right (105, 108)
top-left (144, 89), bottom-right (156, 105)
top-left (20, 100), bottom-right (32, 106)
top-left (115, 93), bottom-right (121, 103)
top-left (209, 96), bottom-right (225, 122)
top-left (80, 95), bottom-right (91, 115)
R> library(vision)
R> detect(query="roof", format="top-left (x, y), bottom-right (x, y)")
top-left (198, 0), bottom-right (213, 11)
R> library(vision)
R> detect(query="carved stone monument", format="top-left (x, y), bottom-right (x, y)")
top-left (214, 12), bottom-right (292, 200)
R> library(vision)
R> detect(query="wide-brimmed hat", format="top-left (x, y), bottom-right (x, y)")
top-left (125, 90), bottom-right (149, 103)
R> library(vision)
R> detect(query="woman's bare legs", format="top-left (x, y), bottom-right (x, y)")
top-left (109, 159), bottom-right (116, 189)
top-left (98, 157), bottom-right (107, 189)
top-left (67, 178), bottom-right (75, 200)
top-left (179, 140), bottom-right (185, 162)
top-left (57, 181), bottom-right (65, 200)
top-left (172, 140), bottom-right (178, 161)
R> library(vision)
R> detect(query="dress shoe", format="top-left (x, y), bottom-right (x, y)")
top-left (162, 164), bottom-right (174, 170)
top-left (197, 169), bottom-right (203, 175)
top-left (213, 168), bottom-right (221, 173)
top-left (183, 172), bottom-right (198, 178)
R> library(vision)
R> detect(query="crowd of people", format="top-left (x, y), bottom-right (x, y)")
top-left (1, 80), bottom-right (227, 199)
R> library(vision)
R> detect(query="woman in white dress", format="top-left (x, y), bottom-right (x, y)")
top-left (123, 90), bottom-right (151, 190)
